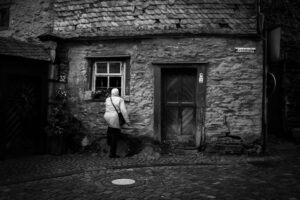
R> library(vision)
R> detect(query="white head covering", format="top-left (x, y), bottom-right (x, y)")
top-left (111, 88), bottom-right (119, 96)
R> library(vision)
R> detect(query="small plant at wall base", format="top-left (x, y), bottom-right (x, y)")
top-left (45, 88), bottom-right (69, 136)
top-left (45, 105), bottom-right (65, 136)
top-left (45, 88), bottom-right (87, 154)
top-left (55, 88), bottom-right (69, 102)
top-left (45, 88), bottom-right (70, 155)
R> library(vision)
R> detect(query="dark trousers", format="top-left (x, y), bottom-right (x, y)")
top-left (107, 127), bottom-right (121, 156)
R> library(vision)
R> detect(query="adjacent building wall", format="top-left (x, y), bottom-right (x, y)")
top-left (0, 0), bottom-right (52, 41)
top-left (61, 36), bottom-right (263, 145)
top-left (263, 0), bottom-right (300, 136)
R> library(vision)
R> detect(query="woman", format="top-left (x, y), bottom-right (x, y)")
top-left (104, 88), bottom-right (130, 158)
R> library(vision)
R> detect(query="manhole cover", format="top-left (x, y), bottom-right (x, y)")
top-left (111, 179), bottom-right (136, 185)
top-left (93, 169), bottom-right (164, 188)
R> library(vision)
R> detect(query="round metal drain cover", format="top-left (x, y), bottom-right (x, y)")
top-left (111, 178), bottom-right (136, 185)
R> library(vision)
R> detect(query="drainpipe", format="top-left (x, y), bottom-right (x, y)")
top-left (262, 18), bottom-right (268, 154)
top-left (262, 29), bottom-right (268, 154)
top-left (257, 0), bottom-right (267, 153)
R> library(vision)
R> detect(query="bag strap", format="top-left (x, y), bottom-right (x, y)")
top-left (110, 97), bottom-right (120, 114)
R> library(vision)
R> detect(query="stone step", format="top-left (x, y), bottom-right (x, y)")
top-left (161, 148), bottom-right (199, 156)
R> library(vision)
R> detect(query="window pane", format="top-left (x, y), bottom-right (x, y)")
top-left (109, 62), bottom-right (121, 73)
top-left (110, 77), bottom-right (122, 95)
top-left (110, 77), bottom-right (121, 88)
top-left (96, 63), bottom-right (107, 73)
top-left (95, 76), bottom-right (107, 90)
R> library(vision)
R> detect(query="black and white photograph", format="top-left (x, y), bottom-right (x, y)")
top-left (0, 0), bottom-right (299, 199)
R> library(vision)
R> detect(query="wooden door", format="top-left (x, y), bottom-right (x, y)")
top-left (162, 68), bottom-right (197, 148)
top-left (3, 75), bottom-right (43, 157)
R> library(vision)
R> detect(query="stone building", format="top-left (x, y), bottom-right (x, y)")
top-left (1, 0), bottom-right (264, 154)
top-left (262, 0), bottom-right (300, 142)
top-left (42, 0), bottom-right (263, 154)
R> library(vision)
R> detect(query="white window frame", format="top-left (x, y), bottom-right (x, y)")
top-left (92, 61), bottom-right (126, 96)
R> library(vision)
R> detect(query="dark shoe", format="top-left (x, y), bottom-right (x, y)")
top-left (109, 154), bottom-right (120, 158)
top-left (125, 151), bottom-right (135, 157)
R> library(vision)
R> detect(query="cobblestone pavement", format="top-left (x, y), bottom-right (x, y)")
top-left (0, 142), bottom-right (299, 200)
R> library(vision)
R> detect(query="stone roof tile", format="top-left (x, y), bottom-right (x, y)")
top-left (0, 37), bottom-right (50, 61)
top-left (52, 0), bottom-right (257, 38)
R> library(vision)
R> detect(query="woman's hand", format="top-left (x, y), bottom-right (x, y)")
top-left (122, 123), bottom-right (131, 129)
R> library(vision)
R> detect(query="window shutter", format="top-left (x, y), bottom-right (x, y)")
top-left (125, 59), bottom-right (130, 95)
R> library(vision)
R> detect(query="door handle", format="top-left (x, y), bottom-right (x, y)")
top-left (267, 72), bottom-right (277, 97)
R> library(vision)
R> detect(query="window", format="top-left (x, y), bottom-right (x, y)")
top-left (92, 61), bottom-right (127, 100)
top-left (0, 6), bottom-right (9, 29)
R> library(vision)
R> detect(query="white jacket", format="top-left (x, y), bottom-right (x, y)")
top-left (104, 96), bottom-right (130, 129)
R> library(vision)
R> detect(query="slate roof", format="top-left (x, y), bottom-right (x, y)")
top-left (53, 0), bottom-right (257, 38)
top-left (0, 37), bottom-right (50, 61)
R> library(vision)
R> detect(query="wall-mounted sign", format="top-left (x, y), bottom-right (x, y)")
top-left (199, 73), bottom-right (203, 83)
top-left (234, 47), bottom-right (256, 53)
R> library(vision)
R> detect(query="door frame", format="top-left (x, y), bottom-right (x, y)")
top-left (152, 62), bottom-right (208, 148)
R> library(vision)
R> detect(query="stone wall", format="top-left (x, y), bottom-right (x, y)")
top-left (61, 36), bottom-right (263, 146)
top-left (262, 0), bottom-right (300, 50)
top-left (262, 0), bottom-right (300, 135)
top-left (0, 0), bottom-right (52, 41)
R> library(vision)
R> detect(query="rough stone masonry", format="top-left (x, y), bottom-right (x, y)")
top-left (61, 36), bottom-right (262, 149)
top-left (0, 0), bottom-right (52, 41)
top-left (0, 0), bottom-right (263, 153)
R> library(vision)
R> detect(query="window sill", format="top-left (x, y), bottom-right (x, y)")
top-left (84, 95), bottom-right (130, 103)
top-left (84, 90), bottom-right (130, 102)
top-left (84, 99), bottom-right (105, 103)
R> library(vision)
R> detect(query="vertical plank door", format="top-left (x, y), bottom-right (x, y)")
top-left (162, 68), bottom-right (197, 148)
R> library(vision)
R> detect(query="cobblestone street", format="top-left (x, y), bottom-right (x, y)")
top-left (0, 142), bottom-right (300, 200)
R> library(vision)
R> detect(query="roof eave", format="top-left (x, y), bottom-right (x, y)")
top-left (0, 53), bottom-right (51, 62)
top-left (38, 32), bottom-right (261, 42)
